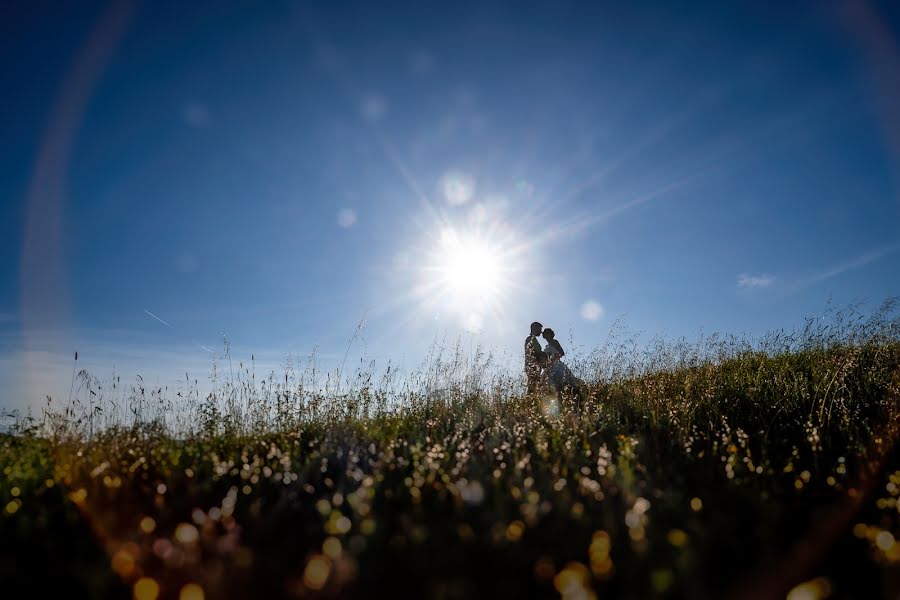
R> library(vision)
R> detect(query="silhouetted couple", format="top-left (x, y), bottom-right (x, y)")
top-left (525, 321), bottom-right (580, 400)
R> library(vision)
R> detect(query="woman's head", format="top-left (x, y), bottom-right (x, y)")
top-left (542, 327), bottom-right (555, 340)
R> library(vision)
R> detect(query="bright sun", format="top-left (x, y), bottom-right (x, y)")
top-left (437, 229), bottom-right (503, 302)
top-left (420, 227), bottom-right (514, 331)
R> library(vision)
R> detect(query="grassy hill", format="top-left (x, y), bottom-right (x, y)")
top-left (2, 302), bottom-right (900, 599)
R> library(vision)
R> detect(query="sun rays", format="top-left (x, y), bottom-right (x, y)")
top-left (433, 229), bottom-right (504, 307)
top-left (414, 223), bottom-right (525, 333)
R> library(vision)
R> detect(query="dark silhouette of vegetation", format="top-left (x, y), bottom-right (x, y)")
top-left (2, 300), bottom-right (899, 598)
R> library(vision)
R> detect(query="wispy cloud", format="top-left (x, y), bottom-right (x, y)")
top-left (795, 244), bottom-right (900, 290)
top-left (737, 273), bottom-right (775, 289)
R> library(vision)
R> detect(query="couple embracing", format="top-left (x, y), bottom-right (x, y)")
top-left (524, 321), bottom-right (580, 399)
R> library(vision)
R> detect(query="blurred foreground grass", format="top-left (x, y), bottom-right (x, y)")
top-left (2, 302), bottom-right (900, 599)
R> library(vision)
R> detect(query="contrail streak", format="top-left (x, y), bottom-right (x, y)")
top-left (795, 243), bottom-right (900, 290)
top-left (144, 309), bottom-right (174, 329)
top-left (144, 309), bottom-right (215, 354)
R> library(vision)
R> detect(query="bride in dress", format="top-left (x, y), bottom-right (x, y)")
top-left (541, 328), bottom-right (579, 396)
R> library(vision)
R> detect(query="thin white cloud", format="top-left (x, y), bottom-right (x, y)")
top-left (795, 244), bottom-right (900, 290)
top-left (737, 273), bottom-right (775, 289)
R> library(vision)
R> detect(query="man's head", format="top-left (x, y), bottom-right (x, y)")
top-left (530, 321), bottom-right (543, 335)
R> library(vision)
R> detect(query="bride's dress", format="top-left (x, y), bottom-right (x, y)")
top-left (543, 343), bottom-right (577, 391)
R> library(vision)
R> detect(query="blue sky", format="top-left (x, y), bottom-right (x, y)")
top-left (2, 0), bottom-right (900, 412)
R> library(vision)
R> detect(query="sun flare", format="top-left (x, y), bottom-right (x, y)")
top-left (436, 229), bottom-right (503, 303)
top-left (416, 226), bottom-right (521, 332)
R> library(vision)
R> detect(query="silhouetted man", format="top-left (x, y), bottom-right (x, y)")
top-left (525, 321), bottom-right (545, 394)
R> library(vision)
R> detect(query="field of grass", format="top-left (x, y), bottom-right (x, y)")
top-left (2, 302), bottom-right (900, 599)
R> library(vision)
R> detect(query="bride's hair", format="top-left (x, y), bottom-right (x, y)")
top-left (543, 328), bottom-right (565, 357)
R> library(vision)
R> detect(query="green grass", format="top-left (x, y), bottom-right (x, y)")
top-left (2, 301), bottom-right (900, 599)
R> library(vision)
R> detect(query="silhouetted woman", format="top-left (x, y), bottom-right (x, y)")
top-left (542, 328), bottom-right (583, 404)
